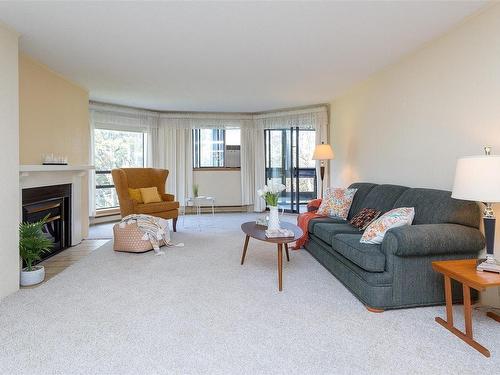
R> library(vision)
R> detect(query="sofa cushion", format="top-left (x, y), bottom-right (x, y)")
top-left (136, 201), bottom-right (179, 214)
top-left (358, 184), bottom-right (409, 214)
top-left (332, 234), bottom-right (386, 272)
top-left (308, 216), bottom-right (347, 233)
top-left (346, 183), bottom-right (378, 219)
top-left (393, 188), bottom-right (480, 228)
top-left (313, 223), bottom-right (360, 245)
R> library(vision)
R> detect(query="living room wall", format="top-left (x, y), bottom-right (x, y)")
top-left (0, 24), bottom-right (19, 300)
top-left (329, 5), bottom-right (500, 306)
top-left (19, 54), bottom-right (90, 237)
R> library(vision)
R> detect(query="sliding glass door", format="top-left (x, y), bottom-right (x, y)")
top-left (264, 128), bottom-right (317, 213)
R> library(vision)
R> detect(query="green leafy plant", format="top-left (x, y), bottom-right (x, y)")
top-left (193, 184), bottom-right (199, 198)
top-left (19, 215), bottom-right (53, 272)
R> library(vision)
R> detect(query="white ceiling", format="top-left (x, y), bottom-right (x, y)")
top-left (0, 1), bottom-right (488, 112)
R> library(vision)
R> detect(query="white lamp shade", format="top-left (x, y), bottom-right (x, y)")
top-left (452, 155), bottom-right (500, 202)
top-left (312, 144), bottom-right (334, 160)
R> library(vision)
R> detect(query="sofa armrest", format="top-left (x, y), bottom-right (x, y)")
top-left (382, 224), bottom-right (485, 257)
top-left (307, 198), bottom-right (322, 212)
top-left (161, 193), bottom-right (175, 202)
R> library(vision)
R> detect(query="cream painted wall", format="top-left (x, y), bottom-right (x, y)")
top-left (193, 170), bottom-right (242, 206)
top-left (0, 24), bottom-right (19, 300)
top-left (330, 5), bottom-right (500, 306)
top-left (19, 54), bottom-right (90, 237)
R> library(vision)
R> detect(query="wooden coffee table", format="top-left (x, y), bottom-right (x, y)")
top-left (432, 259), bottom-right (500, 357)
top-left (240, 221), bottom-right (303, 291)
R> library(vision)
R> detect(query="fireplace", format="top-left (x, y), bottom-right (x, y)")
top-left (22, 184), bottom-right (72, 263)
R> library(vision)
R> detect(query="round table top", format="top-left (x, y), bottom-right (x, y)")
top-left (241, 221), bottom-right (303, 244)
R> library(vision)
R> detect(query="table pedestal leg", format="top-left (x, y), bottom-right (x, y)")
top-left (277, 243), bottom-right (283, 291)
top-left (487, 311), bottom-right (500, 322)
top-left (240, 235), bottom-right (250, 265)
top-left (284, 243), bottom-right (290, 262)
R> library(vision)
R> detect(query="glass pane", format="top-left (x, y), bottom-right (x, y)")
top-left (95, 187), bottom-right (119, 209)
top-left (94, 129), bottom-right (145, 171)
top-left (95, 172), bottom-right (113, 186)
top-left (225, 129), bottom-right (240, 145)
top-left (94, 128), bottom-right (145, 211)
top-left (298, 130), bottom-right (316, 168)
top-left (199, 129), bottom-right (224, 167)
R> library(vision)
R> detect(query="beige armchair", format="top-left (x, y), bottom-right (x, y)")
top-left (111, 168), bottom-right (179, 231)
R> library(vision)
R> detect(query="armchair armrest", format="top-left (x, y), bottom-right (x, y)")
top-left (307, 198), bottom-right (322, 212)
top-left (382, 224), bottom-right (485, 257)
top-left (161, 193), bottom-right (175, 202)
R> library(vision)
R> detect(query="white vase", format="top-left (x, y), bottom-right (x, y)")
top-left (20, 266), bottom-right (45, 287)
top-left (268, 206), bottom-right (280, 230)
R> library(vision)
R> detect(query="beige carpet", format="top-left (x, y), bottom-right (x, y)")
top-left (1, 213), bottom-right (498, 374)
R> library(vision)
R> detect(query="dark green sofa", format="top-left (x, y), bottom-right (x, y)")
top-left (304, 183), bottom-right (485, 310)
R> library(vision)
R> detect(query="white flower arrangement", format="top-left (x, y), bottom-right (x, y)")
top-left (257, 181), bottom-right (286, 207)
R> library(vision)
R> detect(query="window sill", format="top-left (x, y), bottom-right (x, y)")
top-left (193, 167), bottom-right (241, 171)
top-left (95, 207), bottom-right (120, 217)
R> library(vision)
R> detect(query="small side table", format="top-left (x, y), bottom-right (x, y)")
top-left (185, 196), bottom-right (215, 216)
top-left (432, 259), bottom-right (500, 357)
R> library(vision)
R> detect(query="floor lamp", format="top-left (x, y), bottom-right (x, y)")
top-left (312, 142), bottom-right (334, 198)
top-left (452, 146), bottom-right (500, 273)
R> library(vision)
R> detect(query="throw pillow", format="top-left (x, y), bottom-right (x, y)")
top-left (316, 188), bottom-right (357, 219)
top-left (128, 188), bottom-right (144, 203)
top-left (360, 207), bottom-right (415, 244)
top-left (140, 187), bottom-right (162, 204)
top-left (349, 208), bottom-right (381, 230)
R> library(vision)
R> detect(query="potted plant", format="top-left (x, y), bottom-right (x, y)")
top-left (193, 184), bottom-right (199, 198)
top-left (19, 216), bottom-right (53, 286)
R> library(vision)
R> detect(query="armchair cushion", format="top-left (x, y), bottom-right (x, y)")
top-left (382, 224), bottom-right (485, 257)
top-left (140, 187), bottom-right (162, 204)
top-left (128, 188), bottom-right (143, 203)
top-left (136, 201), bottom-right (180, 215)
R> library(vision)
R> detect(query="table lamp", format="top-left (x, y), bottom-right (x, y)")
top-left (452, 146), bottom-right (500, 273)
top-left (312, 142), bottom-right (334, 197)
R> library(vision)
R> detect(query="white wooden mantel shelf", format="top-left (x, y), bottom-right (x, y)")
top-left (19, 165), bottom-right (94, 176)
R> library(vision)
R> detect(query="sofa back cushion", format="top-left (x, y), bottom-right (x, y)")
top-left (355, 184), bottom-right (409, 215)
top-left (347, 183), bottom-right (377, 219)
top-left (393, 188), bottom-right (480, 228)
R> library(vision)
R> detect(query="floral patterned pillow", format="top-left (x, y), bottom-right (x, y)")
top-left (316, 188), bottom-right (358, 219)
top-left (360, 207), bottom-right (415, 244)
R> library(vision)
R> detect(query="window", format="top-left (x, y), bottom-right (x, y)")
top-left (94, 128), bottom-right (147, 210)
top-left (192, 128), bottom-right (240, 168)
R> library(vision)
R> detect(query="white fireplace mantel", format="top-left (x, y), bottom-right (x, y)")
top-left (19, 165), bottom-right (94, 246)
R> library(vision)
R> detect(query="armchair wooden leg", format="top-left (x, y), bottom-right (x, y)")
top-left (173, 217), bottom-right (178, 232)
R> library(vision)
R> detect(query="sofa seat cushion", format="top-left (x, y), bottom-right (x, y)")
top-left (136, 201), bottom-right (179, 214)
top-left (308, 217), bottom-right (347, 233)
top-left (313, 223), bottom-right (360, 245)
top-left (332, 234), bottom-right (386, 272)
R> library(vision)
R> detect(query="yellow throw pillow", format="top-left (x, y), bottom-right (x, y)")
top-left (128, 188), bottom-right (143, 203)
top-left (140, 187), bottom-right (162, 204)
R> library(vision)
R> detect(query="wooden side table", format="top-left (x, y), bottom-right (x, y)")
top-left (432, 259), bottom-right (500, 357)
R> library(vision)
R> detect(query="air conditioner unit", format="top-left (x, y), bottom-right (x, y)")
top-left (225, 145), bottom-right (241, 168)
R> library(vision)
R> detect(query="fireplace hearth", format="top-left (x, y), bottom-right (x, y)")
top-left (22, 184), bottom-right (72, 263)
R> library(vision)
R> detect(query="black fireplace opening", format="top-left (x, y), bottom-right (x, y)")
top-left (22, 184), bottom-right (72, 264)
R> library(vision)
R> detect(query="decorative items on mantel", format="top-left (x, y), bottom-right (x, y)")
top-left (42, 153), bottom-right (68, 165)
